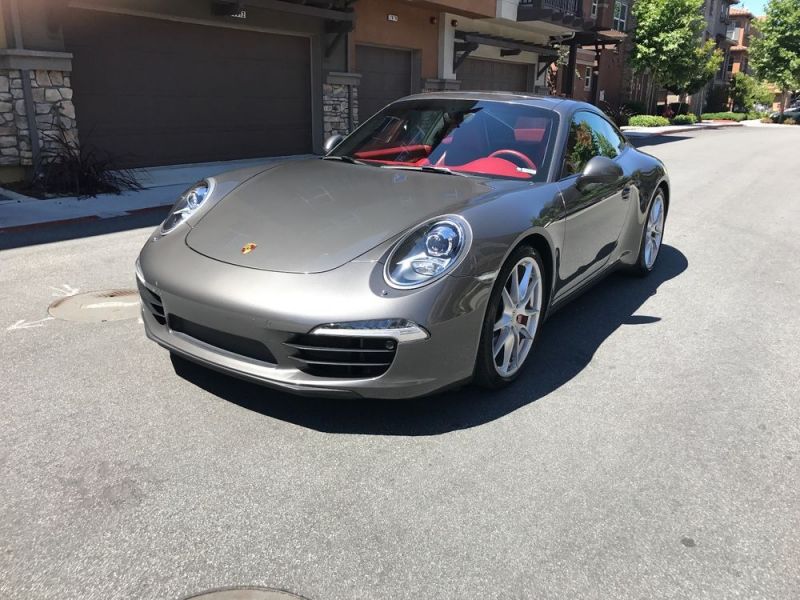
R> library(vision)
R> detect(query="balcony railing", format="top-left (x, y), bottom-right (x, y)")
top-left (519, 0), bottom-right (581, 16)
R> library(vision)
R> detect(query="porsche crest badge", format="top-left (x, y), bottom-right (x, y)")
top-left (241, 242), bottom-right (257, 255)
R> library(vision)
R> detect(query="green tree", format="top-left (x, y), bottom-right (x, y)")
top-left (631, 0), bottom-right (723, 110)
top-left (750, 0), bottom-right (800, 116)
top-left (729, 72), bottom-right (776, 111)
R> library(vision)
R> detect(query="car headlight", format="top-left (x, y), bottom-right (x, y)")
top-left (384, 215), bottom-right (471, 289)
top-left (159, 181), bottom-right (211, 235)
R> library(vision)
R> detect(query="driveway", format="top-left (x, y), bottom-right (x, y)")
top-left (1, 126), bottom-right (798, 600)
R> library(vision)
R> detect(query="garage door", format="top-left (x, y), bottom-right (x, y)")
top-left (458, 58), bottom-right (529, 92)
top-left (63, 10), bottom-right (312, 167)
top-left (356, 45), bottom-right (412, 123)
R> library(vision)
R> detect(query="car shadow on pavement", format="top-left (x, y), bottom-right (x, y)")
top-left (172, 244), bottom-right (688, 436)
top-left (627, 135), bottom-right (691, 148)
top-left (0, 208), bottom-right (168, 250)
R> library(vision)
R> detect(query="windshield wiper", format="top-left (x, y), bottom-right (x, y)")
top-left (380, 164), bottom-right (469, 177)
top-left (322, 155), bottom-right (368, 165)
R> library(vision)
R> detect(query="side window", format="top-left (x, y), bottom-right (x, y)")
top-left (594, 114), bottom-right (626, 152)
top-left (562, 112), bottom-right (621, 178)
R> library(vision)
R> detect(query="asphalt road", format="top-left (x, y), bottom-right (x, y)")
top-left (2, 125), bottom-right (799, 600)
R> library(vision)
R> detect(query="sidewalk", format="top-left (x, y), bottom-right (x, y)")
top-left (0, 155), bottom-right (310, 232)
top-left (621, 120), bottom-right (742, 137)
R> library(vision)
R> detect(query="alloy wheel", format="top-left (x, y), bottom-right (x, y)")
top-left (492, 256), bottom-right (542, 377)
top-left (644, 193), bottom-right (665, 269)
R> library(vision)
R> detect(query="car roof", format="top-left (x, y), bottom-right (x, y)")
top-left (396, 91), bottom-right (596, 116)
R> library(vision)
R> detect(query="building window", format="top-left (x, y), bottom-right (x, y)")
top-left (613, 0), bottom-right (628, 31)
top-left (591, 0), bottom-right (598, 18)
top-left (584, 66), bottom-right (592, 91)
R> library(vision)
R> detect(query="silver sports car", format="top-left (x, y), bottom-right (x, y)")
top-left (136, 93), bottom-right (669, 399)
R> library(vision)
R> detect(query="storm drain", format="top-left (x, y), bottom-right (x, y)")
top-left (48, 289), bottom-right (140, 323)
top-left (183, 589), bottom-right (311, 600)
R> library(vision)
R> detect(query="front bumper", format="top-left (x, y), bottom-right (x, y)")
top-left (137, 235), bottom-right (491, 399)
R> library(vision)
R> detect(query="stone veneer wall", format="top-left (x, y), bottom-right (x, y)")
top-left (422, 78), bottom-right (461, 93)
top-left (0, 69), bottom-right (77, 167)
top-left (323, 82), bottom-right (359, 138)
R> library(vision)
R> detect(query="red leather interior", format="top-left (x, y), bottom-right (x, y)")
top-left (513, 116), bottom-right (549, 143)
top-left (351, 137), bottom-right (538, 179)
top-left (354, 144), bottom-right (431, 160)
top-left (449, 157), bottom-right (532, 179)
top-left (514, 128), bottom-right (546, 143)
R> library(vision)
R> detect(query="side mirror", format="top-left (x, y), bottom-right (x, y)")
top-left (323, 134), bottom-right (344, 154)
top-left (577, 155), bottom-right (623, 189)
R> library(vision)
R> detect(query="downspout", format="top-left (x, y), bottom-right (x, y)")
top-left (9, 0), bottom-right (41, 165)
top-left (345, 32), bottom-right (353, 132)
top-left (591, 43), bottom-right (602, 106)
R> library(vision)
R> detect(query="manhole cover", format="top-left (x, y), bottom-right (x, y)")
top-left (184, 589), bottom-right (311, 600)
top-left (48, 289), bottom-right (140, 323)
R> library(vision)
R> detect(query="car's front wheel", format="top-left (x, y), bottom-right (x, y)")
top-left (474, 245), bottom-right (546, 389)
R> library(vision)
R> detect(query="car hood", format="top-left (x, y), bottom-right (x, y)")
top-left (186, 159), bottom-right (494, 273)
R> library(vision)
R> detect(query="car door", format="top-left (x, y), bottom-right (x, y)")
top-left (555, 110), bottom-right (630, 297)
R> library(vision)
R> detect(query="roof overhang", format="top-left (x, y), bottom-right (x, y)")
top-left (455, 30), bottom-right (559, 58)
top-left (569, 29), bottom-right (625, 47)
top-left (232, 0), bottom-right (355, 21)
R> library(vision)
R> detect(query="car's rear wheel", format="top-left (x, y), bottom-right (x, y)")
top-left (634, 188), bottom-right (666, 276)
top-left (474, 245), bottom-right (545, 389)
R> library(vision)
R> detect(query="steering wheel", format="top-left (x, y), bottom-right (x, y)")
top-left (488, 149), bottom-right (536, 170)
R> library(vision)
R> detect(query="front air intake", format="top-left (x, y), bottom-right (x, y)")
top-left (284, 334), bottom-right (397, 378)
top-left (137, 282), bottom-right (166, 325)
top-left (168, 315), bottom-right (277, 364)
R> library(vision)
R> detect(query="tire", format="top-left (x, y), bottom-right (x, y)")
top-left (474, 245), bottom-right (547, 390)
top-left (633, 188), bottom-right (667, 277)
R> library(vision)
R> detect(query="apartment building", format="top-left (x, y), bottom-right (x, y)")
top-left (689, 0), bottom-right (739, 112)
top-left (727, 6), bottom-right (755, 78)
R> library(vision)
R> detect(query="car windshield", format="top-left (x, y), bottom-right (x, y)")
top-left (329, 99), bottom-right (558, 182)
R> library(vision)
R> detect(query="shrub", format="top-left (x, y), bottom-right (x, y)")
top-left (628, 115), bottom-right (671, 127)
top-left (761, 116), bottom-right (774, 123)
top-left (600, 101), bottom-right (633, 126)
top-left (671, 114), bottom-right (698, 125)
top-left (700, 112), bottom-right (748, 122)
top-left (622, 100), bottom-right (647, 116)
top-left (785, 117), bottom-right (798, 125)
top-left (25, 104), bottom-right (141, 198)
top-left (729, 73), bottom-right (775, 112)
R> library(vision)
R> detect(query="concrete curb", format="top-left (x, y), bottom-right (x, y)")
top-left (622, 121), bottom-right (743, 137)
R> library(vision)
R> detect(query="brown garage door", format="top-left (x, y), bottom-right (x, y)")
top-left (356, 45), bottom-right (412, 123)
top-left (63, 10), bottom-right (312, 167)
top-left (458, 58), bottom-right (529, 92)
